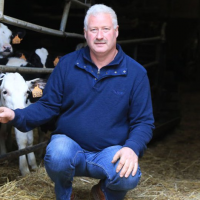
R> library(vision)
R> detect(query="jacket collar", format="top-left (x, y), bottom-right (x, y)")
top-left (75, 44), bottom-right (127, 77)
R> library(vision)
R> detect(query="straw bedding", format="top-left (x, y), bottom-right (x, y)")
top-left (0, 82), bottom-right (199, 200)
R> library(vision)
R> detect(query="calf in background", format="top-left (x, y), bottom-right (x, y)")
top-left (0, 23), bottom-right (26, 59)
top-left (0, 23), bottom-right (13, 58)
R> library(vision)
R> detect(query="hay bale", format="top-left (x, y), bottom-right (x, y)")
top-left (0, 166), bottom-right (55, 200)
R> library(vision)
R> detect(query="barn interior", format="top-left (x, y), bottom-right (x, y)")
top-left (0, 0), bottom-right (200, 199)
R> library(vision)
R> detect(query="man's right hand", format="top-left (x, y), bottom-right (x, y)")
top-left (0, 107), bottom-right (15, 123)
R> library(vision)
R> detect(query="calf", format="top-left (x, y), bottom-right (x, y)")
top-left (13, 47), bottom-right (61, 69)
top-left (0, 57), bottom-right (32, 67)
top-left (0, 47), bottom-right (60, 80)
top-left (3, 47), bottom-right (60, 80)
top-left (0, 72), bottom-right (46, 176)
top-left (0, 23), bottom-right (26, 59)
top-left (0, 23), bottom-right (13, 58)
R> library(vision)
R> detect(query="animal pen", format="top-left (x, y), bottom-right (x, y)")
top-left (1, 0), bottom-right (198, 199)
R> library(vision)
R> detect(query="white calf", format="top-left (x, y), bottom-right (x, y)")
top-left (0, 72), bottom-right (46, 176)
top-left (0, 23), bottom-right (13, 58)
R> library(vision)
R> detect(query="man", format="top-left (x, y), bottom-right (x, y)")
top-left (0, 4), bottom-right (154, 200)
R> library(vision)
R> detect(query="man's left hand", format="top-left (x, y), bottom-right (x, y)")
top-left (111, 147), bottom-right (138, 178)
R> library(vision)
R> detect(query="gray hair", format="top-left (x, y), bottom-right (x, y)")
top-left (84, 4), bottom-right (118, 30)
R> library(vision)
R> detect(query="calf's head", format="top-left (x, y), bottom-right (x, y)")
top-left (0, 23), bottom-right (13, 58)
top-left (0, 73), bottom-right (46, 110)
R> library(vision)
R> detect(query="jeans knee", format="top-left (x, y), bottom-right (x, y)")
top-left (107, 167), bottom-right (141, 191)
top-left (45, 147), bottom-right (73, 172)
top-left (44, 135), bottom-right (79, 177)
top-left (44, 150), bottom-right (74, 184)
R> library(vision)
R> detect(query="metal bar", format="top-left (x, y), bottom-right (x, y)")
top-left (71, 0), bottom-right (90, 8)
top-left (0, 65), bottom-right (54, 74)
top-left (0, 141), bottom-right (48, 162)
top-left (118, 36), bottom-right (161, 45)
top-left (0, 62), bottom-right (158, 74)
top-left (60, 1), bottom-right (71, 32)
top-left (0, 15), bottom-right (85, 39)
top-left (0, 0), bottom-right (4, 20)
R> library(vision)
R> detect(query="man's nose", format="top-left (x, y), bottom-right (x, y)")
top-left (96, 29), bottom-right (103, 39)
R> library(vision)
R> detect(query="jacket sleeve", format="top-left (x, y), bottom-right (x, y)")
top-left (123, 73), bottom-right (155, 157)
top-left (9, 58), bottom-right (66, 132)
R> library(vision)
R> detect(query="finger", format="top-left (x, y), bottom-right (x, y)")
top-left (132, 162), bottom-right (138, 176)
top-left (124, 162), bottom-right (134, 178)
top-left (116, 157), bottom-right (126, 173)
top-left (119, 159), bottom-right (132, 177)
top-left (0, 110), bottom-right (6, 117)
top-left (0, 117), bottom-right (5, 123)
top-left (0, 107), bottom-right (4, 113)
top-left (111, 150), bottom-right (120, 163)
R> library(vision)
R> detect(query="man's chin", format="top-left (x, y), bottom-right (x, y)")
top-left (93, 47), bottom-right (107, 53)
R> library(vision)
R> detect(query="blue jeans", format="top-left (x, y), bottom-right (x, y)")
top-left (44, 134), bottom-right (141, 200)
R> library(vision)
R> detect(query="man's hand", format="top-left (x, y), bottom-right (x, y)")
top-left (112, 147), bottom-right (138, 178)
top-left (0, 107), bottom-right (15, 123)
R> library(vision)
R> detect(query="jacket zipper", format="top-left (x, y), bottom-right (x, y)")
top-left (96, 68), bottom-right (100, 80)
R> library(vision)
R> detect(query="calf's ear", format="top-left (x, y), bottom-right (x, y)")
top-left (26, 78), bottom-right (47, 91)
top-left (0, 73), bottom-right (5, 87)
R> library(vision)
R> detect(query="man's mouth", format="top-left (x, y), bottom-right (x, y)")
top-left (94, 40), bottom-right (106, 44)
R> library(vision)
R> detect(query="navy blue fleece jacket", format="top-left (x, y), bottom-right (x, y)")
top-left (10, 44), bottom-right (154, 157)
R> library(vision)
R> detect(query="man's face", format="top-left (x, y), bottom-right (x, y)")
top-left (84, 13), bottom-right (119, 55)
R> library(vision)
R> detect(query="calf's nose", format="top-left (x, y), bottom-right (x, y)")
top-left (3, 44), bottom-right (12, 52)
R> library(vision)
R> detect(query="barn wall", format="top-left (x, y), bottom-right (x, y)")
top-left (159, 0), bottom-right (200, 19)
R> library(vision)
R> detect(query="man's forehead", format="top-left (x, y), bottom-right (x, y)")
top-left (88, 13), bottom-right (113, 26)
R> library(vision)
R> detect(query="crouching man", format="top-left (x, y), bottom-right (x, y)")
top-left (0, 4), bottom-right (154, 200)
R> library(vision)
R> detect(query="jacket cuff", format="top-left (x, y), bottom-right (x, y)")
top-left (8, 109), bottom-right (23, 127)
top-left (123, 140), bottom-right (144, 157)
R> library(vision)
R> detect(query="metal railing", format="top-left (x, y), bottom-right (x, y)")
top-left (0, 0), bottom-right (90, 38)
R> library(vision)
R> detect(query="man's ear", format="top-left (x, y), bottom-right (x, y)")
top-left (115, 25), bottom-right (119, 38)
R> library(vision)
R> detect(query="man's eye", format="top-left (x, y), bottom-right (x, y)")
top-left (103, 28), bottom-right (110, 32)
top-left (91, 29), bottom-right (97, 32)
